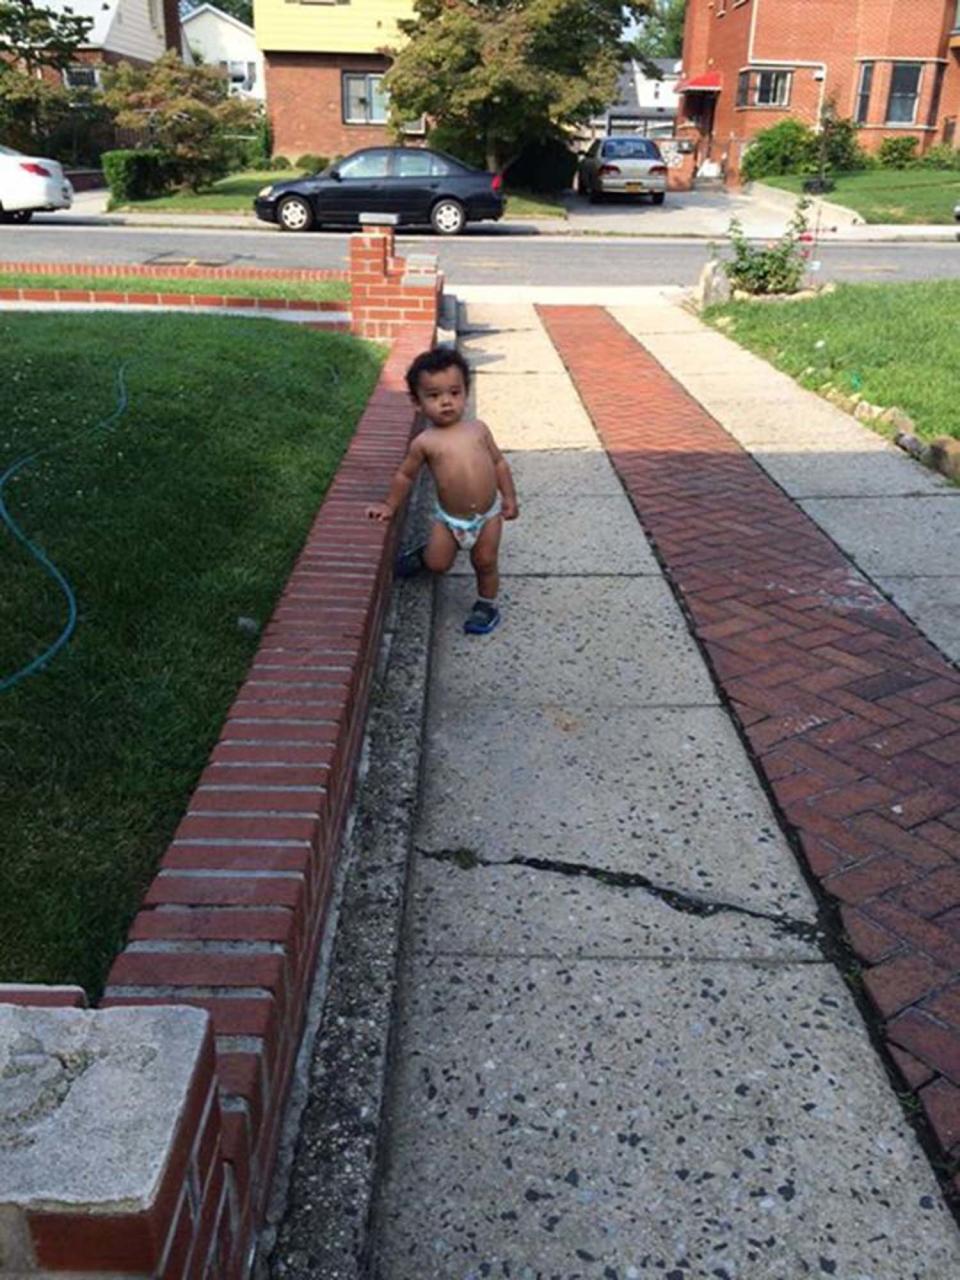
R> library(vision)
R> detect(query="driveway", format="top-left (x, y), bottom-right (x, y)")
top-left (561, 185), bottom-right (792, 237)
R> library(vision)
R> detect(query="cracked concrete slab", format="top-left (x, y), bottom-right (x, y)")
top-left (372, 956), bottom-right (960, 1280)
top-left (415, 705), bottom-right (815, 920)
top-left (432, 577), bottom-right (718, 708)
top-left (408, 857), bottom-right (823, 962)
top-left (450, 493), bottom-right (661, 577)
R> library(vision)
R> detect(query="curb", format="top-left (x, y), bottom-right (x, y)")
top-left (747, 180), bottom-right (865, 227)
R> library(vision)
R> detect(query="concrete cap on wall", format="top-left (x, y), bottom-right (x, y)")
top-left (359, 213), bottom-right (400, 226)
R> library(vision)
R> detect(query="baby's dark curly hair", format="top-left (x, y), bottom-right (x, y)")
top-left (405, 347), bottom-right (471, 398)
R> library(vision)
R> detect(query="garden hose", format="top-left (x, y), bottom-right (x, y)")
top-left (0, 364), bottom-right (130, 693)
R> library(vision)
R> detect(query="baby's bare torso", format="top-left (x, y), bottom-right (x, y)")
top-left (421, 420), bottom-right (498, 517)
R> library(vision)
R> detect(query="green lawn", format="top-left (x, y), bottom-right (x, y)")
top-left (0, 313), bottom-right (383, 995)
top-left (0, 268), bottom-right (348, 303)
top-left (762, 169), bottom-right (960, 224)
top-left (707, 281), bottom-right (960, 440)
top-left (114, 167), bottom-right (568, 221)
top-left (113, 168), bottom-right (296, 212)
top-left (504, 190), bottom-right (567, 219)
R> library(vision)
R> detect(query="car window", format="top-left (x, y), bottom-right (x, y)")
top-left (601, 138), bottom-right (661, 160)
top-left (338, 151), bottom-right (390, 179)
top-left (395, 151), bottom-right (433, 177)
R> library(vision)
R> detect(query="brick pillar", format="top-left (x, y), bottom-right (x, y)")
top-left (349, 214), bottom-right (442, 342)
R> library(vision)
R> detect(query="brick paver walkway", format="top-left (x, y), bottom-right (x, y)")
top-left (540, 305), bottom-right (960, 1201)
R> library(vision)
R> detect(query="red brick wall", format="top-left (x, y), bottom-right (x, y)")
top-left (265, 52), bottom-right (394, 161)
top-left (681, 0), bottom-right (960, 180)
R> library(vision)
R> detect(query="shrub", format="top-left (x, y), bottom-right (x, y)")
top-left (725, 199), bottom-right (810, 296)
top-left (102, 148), bottom-right (170, 201)
top-left (425, 123), bottom-right (486, 171)
top-left (742, 119), bottom-right (816, 181)
top-left (270, 154), bottom-right (292, 170)
top-left (505, 136), bottom-right (578, 192)
top-left (296, 153), bottom-right (327, 173)
top-left (821, 115), bottom-right (868, 172)
top-left (920, 143), bottom-right (960, 171)
top-left (878, 136), bottom-right (919, 168)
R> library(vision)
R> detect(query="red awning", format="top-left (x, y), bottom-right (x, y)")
top-left (677, 71), bottom-right (723, 93)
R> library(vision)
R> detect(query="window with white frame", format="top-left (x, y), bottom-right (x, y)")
top-left (886, 62), bottom-right (922, 124)
top-left (855, 62), bottom-right (874, 125)
top-left (342, 73), bottom-right (388, 125)
top-left (755, 70), bottom-right (791, 107)
top-left (220, 60), bottom-right (256, 93)
top-left (63, 63), bottom-right (101, 90)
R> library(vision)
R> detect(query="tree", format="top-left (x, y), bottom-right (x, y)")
top-left (103, 51), bottom-right (258, 189)
top-left (0, 0), bottom-right (94, 149)
top-left (631, 0), bottom-right (685, 61)
top-left (384, 0), bottom-right (650, 174)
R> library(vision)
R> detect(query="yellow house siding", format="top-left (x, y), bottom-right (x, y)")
top-left (255, 0), bottom-right (414, 55)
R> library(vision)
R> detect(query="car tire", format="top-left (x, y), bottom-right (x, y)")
top-left (277, 196), bottom-right (314, 232)
top-left (0, 209), bottom-right (33, 223)
top-left (651, 192), bottom-right (665, 206)
top-left (430, 198), bottom-right (466, 236)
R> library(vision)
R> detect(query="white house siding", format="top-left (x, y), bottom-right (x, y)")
top-left (102, 0), bottom-right (168, 64)
top-left (182, 7), bottom-right (264, 100)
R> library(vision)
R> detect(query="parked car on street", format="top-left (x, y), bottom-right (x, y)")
top-left (0, 144), bottom-right (73, 222)
top-left (577, 137), bottom-right (668, 204)
top-left (254, 147), bottom-right (505, 235)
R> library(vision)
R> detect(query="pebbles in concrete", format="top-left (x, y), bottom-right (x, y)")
top-left (432, 577), bottom-right (717, 709)
top-left (373, 957), bottom-right (960, 1280)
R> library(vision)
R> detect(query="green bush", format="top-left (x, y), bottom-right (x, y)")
top-left (821, 115), bottom-right (869, 172)
top-left (251, 112), bottom-right (272, 166)
top-left (920, 143), bottom-right (960, 170)
top-left (878, 136), bottom-right (919, 168)
top-left (742, 120), bottom-right (816, 180)
top-left (505, 136), bottom-right (578, 192)
top-left (296, 153), bottom-right (327, 173)
top-left (102, 149), bottom-right (170, 201)
top-left (725, 199), bottom-right (810, 296)
top-left (270, 154), bottom-right (292, 170)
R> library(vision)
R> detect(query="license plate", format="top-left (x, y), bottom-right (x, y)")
top-left (625, 182), bottom-right (643, 192)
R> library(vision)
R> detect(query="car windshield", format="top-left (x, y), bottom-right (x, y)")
top-left (602, 139), bottom-right (661, 160)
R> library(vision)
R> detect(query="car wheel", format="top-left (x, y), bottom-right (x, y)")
top-left (431, 198), bottom-right (465, 236)
top-left (0, 209), bottom-right (33, 223)
top-left (277, 196), bottom-right (314, 232)
top-left (651, 192), bottom-right (665, 206)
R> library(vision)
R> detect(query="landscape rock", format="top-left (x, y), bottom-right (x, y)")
top-left (696, 258), bottom-right (731, 309)
top-left (927, 434), bottom-right (960, 481)
top-left (879, 407), bottom-right (917, 435)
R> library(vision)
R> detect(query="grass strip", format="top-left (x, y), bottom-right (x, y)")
top-left (707, 280), bottom-right (960, 440)
top-left (0, 269), bottom-right (349, 303)
top-left (762, 169), bottom-right (960, 225)
top-left (0, 312), bottom-right (384, 995)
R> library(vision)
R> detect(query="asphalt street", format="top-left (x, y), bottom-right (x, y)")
top-left (2, 217), bottom-right (959, 287)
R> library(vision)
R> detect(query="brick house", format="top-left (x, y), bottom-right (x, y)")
top-left (254, 0), bottom-right (419, 161)
top-left (42, 0), bottom-right (181, 85)
top-left (677, 0), bottom-right (960, 182)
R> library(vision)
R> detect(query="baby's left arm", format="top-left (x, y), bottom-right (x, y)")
top-left (482, 422), bottom-right (519, 521)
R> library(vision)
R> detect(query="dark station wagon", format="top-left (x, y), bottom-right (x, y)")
top-left (254, 146), bottom-right (505, 235)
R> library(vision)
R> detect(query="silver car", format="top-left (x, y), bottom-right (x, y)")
top-left (577, 137), bottom-right (668, 205)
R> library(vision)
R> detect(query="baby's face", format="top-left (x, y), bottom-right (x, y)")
top-left (414, 367), bottom-right (466, 427)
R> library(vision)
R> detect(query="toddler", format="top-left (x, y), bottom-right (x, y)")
top-left (366, 348), bottom-right (518, 635)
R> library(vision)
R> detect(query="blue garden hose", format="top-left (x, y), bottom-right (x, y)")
top-left (1, 365), bottom-right (130, 692)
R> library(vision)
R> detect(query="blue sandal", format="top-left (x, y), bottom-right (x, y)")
top-left (464, 600), bottom-right (501, 635)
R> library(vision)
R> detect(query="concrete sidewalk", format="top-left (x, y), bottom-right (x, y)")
top-left (353, 302), bottom-right (960, 1278)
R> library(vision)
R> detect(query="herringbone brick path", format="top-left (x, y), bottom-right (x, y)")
top-left (540, 305), bottom-right (960, 1199)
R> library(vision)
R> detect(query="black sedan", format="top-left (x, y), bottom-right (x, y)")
top-left (254, 147), bottom-right (505, 235)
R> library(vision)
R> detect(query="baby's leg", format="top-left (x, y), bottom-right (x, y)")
top-left (470, 516), bottom-right (502, 601)
top-left (423, 520), bottom-right (458, 574)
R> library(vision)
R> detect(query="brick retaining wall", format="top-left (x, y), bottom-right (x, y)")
top-left (0, 224), bottom-right (442, 1275)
